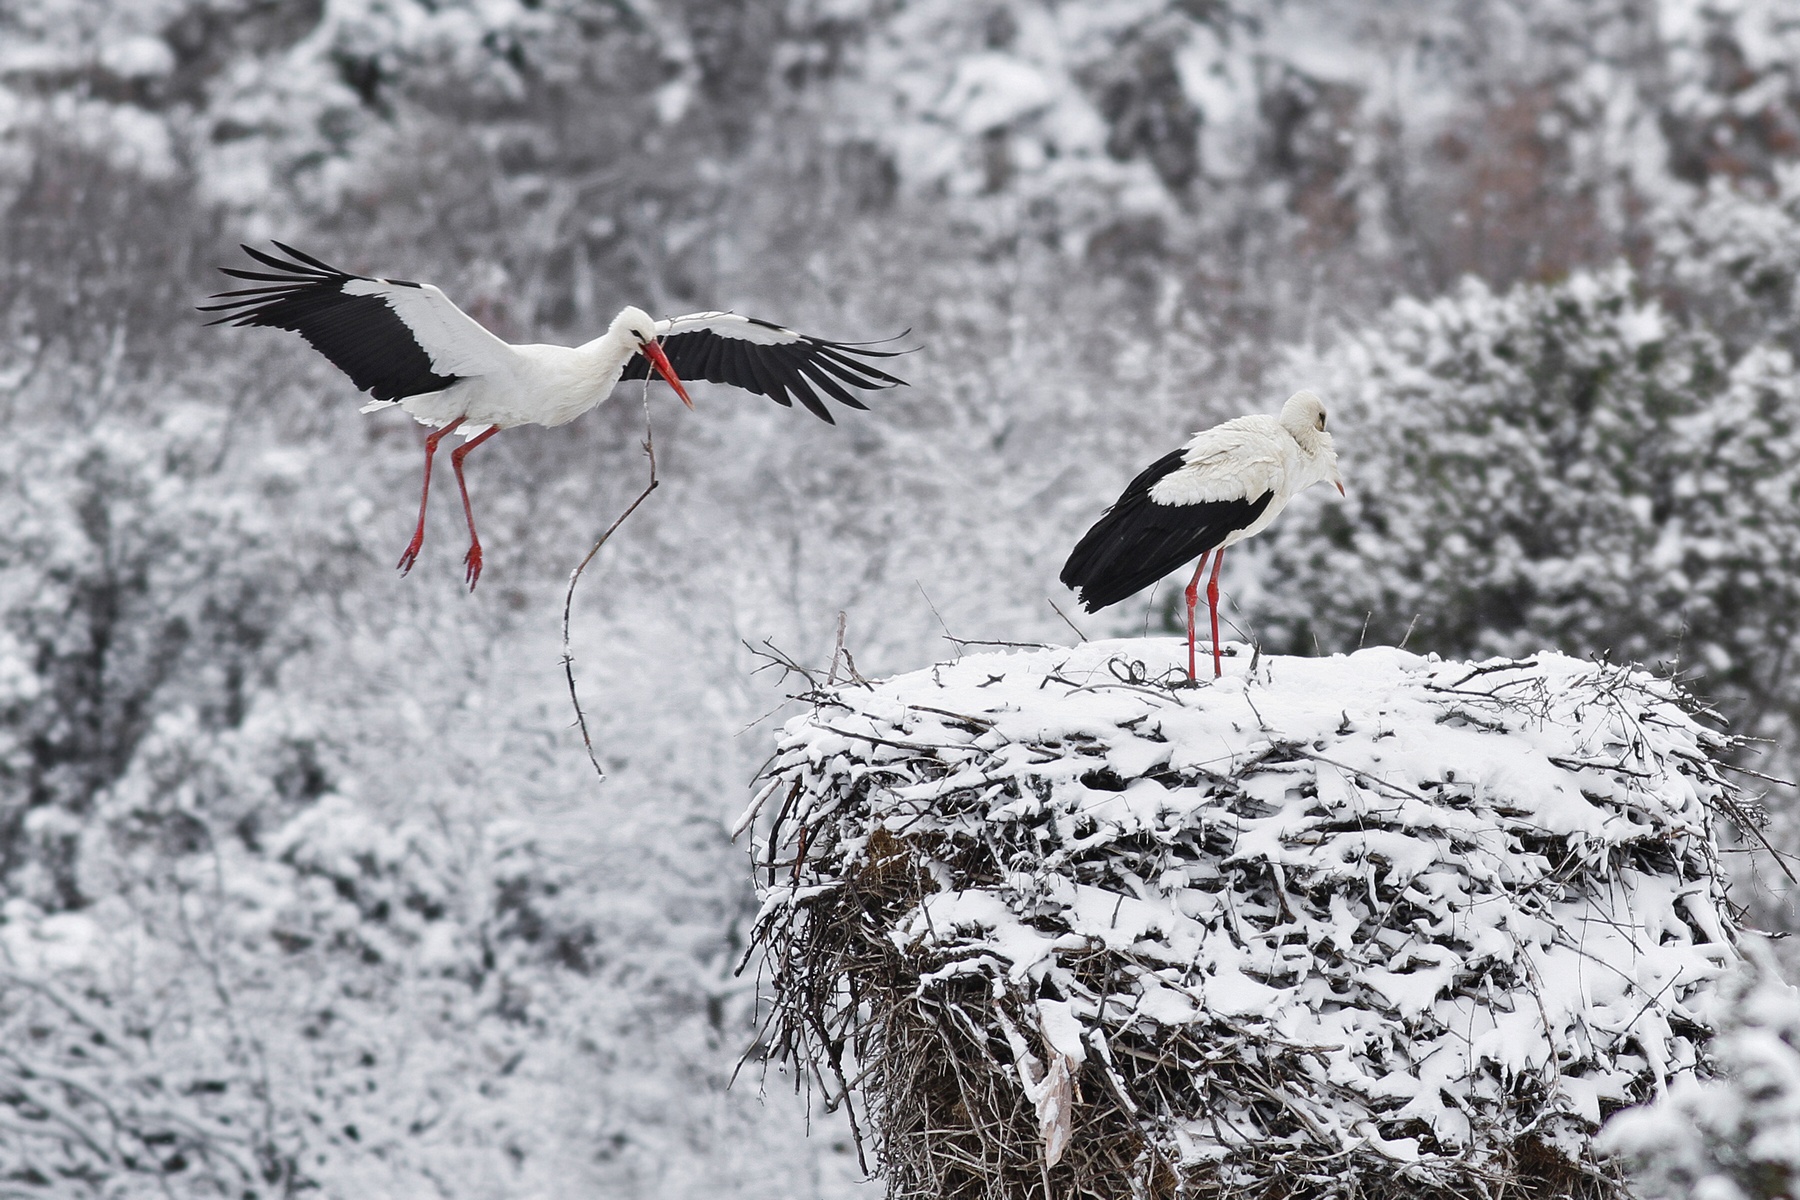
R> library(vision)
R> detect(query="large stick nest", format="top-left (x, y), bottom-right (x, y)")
top-left (739, 642), bottom-right (1754, 1200)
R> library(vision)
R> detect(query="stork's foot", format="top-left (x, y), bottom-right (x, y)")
top-left (397, 537), bottom-right (425, 576)
top-left (463, 542), bottom-right (484, 591)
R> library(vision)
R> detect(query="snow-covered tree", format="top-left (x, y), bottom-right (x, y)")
top-left (1248, 263), bottom-right (1800, 754)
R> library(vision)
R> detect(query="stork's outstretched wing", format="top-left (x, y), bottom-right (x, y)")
top-left (201, 243), bottom-right (515, 403)
top-left (619, 311), bottom-right (907, 423)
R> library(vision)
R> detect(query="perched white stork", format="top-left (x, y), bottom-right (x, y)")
top-left (1060, 391), bottom-right (1344, 681)
top-left (202, 243), bottom-right (906, 588)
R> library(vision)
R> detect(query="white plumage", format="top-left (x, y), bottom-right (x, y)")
top-left (1061, 391), bottom-right (1345, 680)
top-left (356, 304), bottom-right (672, 432)
top-left (204, 243), bottom-right (905, 588)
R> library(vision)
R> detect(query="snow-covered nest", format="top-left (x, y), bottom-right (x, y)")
top-left (740, 641), bottom-right (1751, 1200)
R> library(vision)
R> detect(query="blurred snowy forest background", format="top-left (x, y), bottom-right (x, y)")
top-left (4, 0), bottom-right (1800, 1196)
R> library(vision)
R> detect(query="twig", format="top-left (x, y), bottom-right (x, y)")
top-left (904, 703), bottom-right (998, 729)
top-left (917, 582), bottom-right (960, 660)
top-left (828, 611), bottom-right (848, 685)
top-left (1048, 598), bottom-right (1088, 643)
top-left (562, 381), bottom-right (659, 781)
top-left (1439, 659), bottom-right (1540, 689)
top-left (945, 637), bottom-right (1056, 651)
top-left (1722, 798), bottom-right (1800, 884)
top-left (746, 637), bottom-right (824, 691)
top-left (1716, 760), bottom-right (1798, 789)
top-left (816, 724), bottom-right (962, 755)
top-left (1296, 748), bottom-right (1434, 805)
top-left (838, 647), bottom-right (873, 687)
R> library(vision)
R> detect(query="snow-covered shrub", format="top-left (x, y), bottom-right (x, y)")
top-left (1655, 0), bottom-right (1800, 191)
top-left (0, 901), bottom-right (285, 1194)
top-left (743, 640), bottom-right (1742, 1200)
top-left (0, 407), bottom-right (334, 1194)
top-left (1653, 168), bottom-right (1800, 359)
top-left (1600, 936), bottom-right (1800, 1200)
top-left (0, 407), bottom-right (305, 909)
top-left (1249, 264), bottom-right (1800, 750)
top-left (0, 797), bottom-right (576, 1199)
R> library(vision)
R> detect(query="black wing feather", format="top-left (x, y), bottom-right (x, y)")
top-left (731, 341), bottom-right (790, 409)
top-left (774, 347), bottom-right (835, 423)
top-left (745, 345), bottom-right (798, 413)
top-left (809, 352), bottom-right (884, 401)
top-left (1061, 449), bottom-right (1276, 612)
top-left (794, 356), bottom-right (865, 410)
top-left (200, 244), bottom-right (461, 403)
top-left (699, 332), bottom-right (727, 380)
top-left (270, 240), bottom-right (349, 274)
top-left (620, 323), bottom-right (907, 421)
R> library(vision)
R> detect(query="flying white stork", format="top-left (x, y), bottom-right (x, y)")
top-left (202, 242), bottom-right (906, 588)
top-left (1060, 391), bottom-right (1344, 681)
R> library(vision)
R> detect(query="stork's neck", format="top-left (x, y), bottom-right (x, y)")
top-left (1293, 429), bottom-right (1339, 489)
top-left (576, 325), bottom-right (640, 376)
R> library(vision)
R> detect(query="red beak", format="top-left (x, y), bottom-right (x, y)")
top-left (641, 340), bottom-right (693, 409)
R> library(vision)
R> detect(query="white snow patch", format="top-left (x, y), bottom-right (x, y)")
top-left (934, 54), bottom-right (1057, 135)
top-left (99, 36), bottom-right (175, 80)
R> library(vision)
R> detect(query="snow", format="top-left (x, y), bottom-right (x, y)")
top-left (0, 907), bottom-right (99, 973)
top-left (749, 639), bottom-right (1741, 1187)
top-left (935, 54), bottom-right (1058, 136)
top-left (98, 35), bottom-right (175, 80)
top-left (1602, 937), bottom-right (1800, 1200)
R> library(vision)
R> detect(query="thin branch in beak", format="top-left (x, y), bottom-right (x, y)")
top-left (641, 339), bottom-right (694, 409)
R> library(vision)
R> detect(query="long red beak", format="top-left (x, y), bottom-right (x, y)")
top-left (641, 340), bottom-right (693, 409)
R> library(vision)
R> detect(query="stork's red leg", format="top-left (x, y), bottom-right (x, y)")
top-left (1206, 548), bottom-right (1227, 679)
top-left (449, 425), bottom-right (501, 590)
top-left (398, 418), bottom-right (465, 576)
top-left (1183, 552), bottom-right (1212, 683)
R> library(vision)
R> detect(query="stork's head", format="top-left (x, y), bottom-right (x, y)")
top-left (1279, 390), bottom-right (1345, 495)
top-left (614, 305), bottom-right (693, 409)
